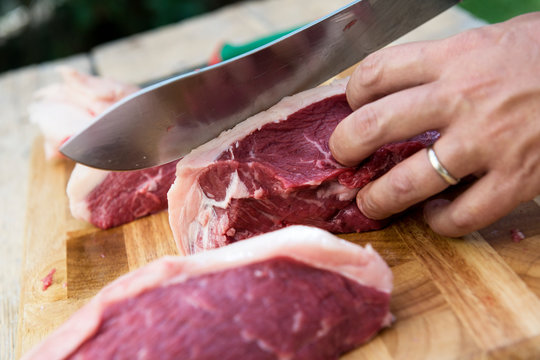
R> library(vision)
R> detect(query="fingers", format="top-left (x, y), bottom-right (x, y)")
top-left (330, 41), bottom-right (447, 167)
top-left (330, 83), bottom-right (449, 167)
top-left (346, 41), bottom-right (442, 110)
top-left (329, 18), bottom-right (540, 238)
top-left (355, 140), bottom-right (481, 221)
top-left (355, 150), bottom-right (447, 220)
top-left (424, 172), bottom-right (518, 237)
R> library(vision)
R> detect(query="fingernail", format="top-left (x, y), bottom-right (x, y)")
top-left (356, 195), bottom-right (365, 215)
top-left (329, 120), bottom-right (358, 167)
top-left (328, 131), bottom-right (338, 155)
top-left (329, 129), bottom-right (348, 165)
top-left (357, 193), bottom-right (379, 220)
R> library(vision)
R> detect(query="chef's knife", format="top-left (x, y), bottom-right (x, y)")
top-left (60, 0), bottom-right (458, 170)
top-left (139, 26), bottom-right (303, 88)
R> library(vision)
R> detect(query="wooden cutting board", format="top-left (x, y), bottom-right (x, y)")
top-left (17, 141), bottom-right (540, 358)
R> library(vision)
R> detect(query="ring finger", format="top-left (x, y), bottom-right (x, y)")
top-left (330, 82), bottom-right (451, 167)
top-left (356, 138), bottom-right (482, 220)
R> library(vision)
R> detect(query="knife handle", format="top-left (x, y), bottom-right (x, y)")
top-left (208, 25), bottom-right (303, 65)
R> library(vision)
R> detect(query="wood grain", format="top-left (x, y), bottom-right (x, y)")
top-left (17, 136), bottom-right (89, 356)
top-left (11, 6), bottom-right (539, 358)
top-left (396, 215), bottom-right (540, 351)
top-left (66, 228), bottom-right (130, 299)
top-left (17, 135), bottom-right (540, 359)
top-left (2, 2), bottom-right (492, 359)
top-left (0, 55), bottom-right (92, 360)
top-left (122, 212), bottom-right (177, 269)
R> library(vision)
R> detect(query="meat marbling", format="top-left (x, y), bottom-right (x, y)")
top-left (21, 226), bottom-right (393, 360)
top-left (168, 78), bottom-right (438, 255)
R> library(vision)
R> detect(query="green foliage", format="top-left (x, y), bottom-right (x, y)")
top-left (459, 0), bottom-right (540, 23)
top-left (0, 0), bottom-right (243, 73)
top-left (145, 0), bottom-right (207, 26)
top-left (3, 0), bottom-right (540, 73)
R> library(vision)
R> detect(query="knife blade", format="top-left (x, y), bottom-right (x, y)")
top-left (60, 0), bottom-right (458, 170)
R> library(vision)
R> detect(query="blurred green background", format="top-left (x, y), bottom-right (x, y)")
top-left (460, 0), bottom-right (540, 23)
top-left (0, 0), bottom-right (245, 73)
top-left (0, 0), bottom-right (539, 74)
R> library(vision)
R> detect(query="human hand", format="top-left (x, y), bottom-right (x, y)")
top-left (329, 13), bottom-right (540, 237)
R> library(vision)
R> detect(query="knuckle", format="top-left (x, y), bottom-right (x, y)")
top-left (331, 104), bottom-right (383, 166)
top-left (349, 104), bottom-right (381, 142)
top-left (359, 162), bottom-right (421, 220)
top-left (426, 82), bottom-right (445, 106)
top-left (386, 165), bottom-right (417, 203)
top-left (447, 26), bottom-right (504, 53)
top-left (438, 80), bottom-right (475, 121)
top-left (467, 27), bottom-right (495, 44)
top-left (448, 205), bottom-right (478, 233)
top-left (452, 28), bottom-right (485, 48)
top-left (388, 167), bottom-right (416, 196)
top-left (519, 160), bottom-right (540, 197)
top-left (355, 53), bottom-right (384, 87)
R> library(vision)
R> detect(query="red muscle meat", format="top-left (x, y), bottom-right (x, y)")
top-left (67, 161), bottom-right (178, 229)
top-left (41, 268), bottom-right (56, 291)
top-left (168, 79), bottom-right (438, 255)
top-left (21, 226), bottom-right (393, 360)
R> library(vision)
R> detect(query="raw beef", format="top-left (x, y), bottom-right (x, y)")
top-left (168, 79), bottom-right (438, 255)
top-left (29, 67), bottom-right (178, 229)
top-left (29, 67), bottom-right (138, 160)
top-left (41, 268), bottom-right (56, 291)
top-left (21, 226), bottom-right (393, 360)
top-left (67, 161), bottom-right (178, 229)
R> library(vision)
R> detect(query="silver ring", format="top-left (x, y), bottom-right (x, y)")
top-left (427, 146), bottom-right (460, 185)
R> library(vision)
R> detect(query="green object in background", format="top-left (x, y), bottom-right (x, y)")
top-left (459, 0), bottom-right (540, 23)
top-left (0, 0), bottom-right (246, 73)
top-left (214, 0), bottom-right (540, 64)
top-left (215, 26), bottom-right (303, 63)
